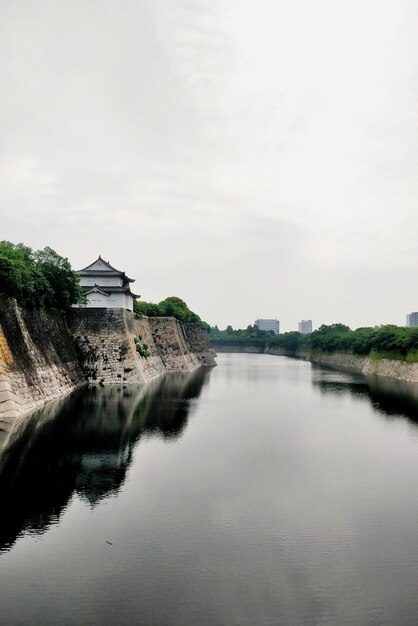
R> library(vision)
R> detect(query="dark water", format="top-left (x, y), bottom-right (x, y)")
top-left (2, 354), bottom-right (418, 625)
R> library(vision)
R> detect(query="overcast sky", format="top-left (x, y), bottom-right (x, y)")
top-left (1, 0), bottom-right (418, 330)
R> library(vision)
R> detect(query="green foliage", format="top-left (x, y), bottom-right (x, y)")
top-left (209, 322), bottom-right (418, 361)
top-left (0, 241), bottom-right (84, 310)
top-left (268, 331), bottom-right (303, 352)
top-left (134, 335), bottom-right (150, 358)
top-left (209, 324), bottom-right (272, 349)
top-left (134, 296), bottom-right (203, 324)
top-left (34, 247), bottom-right (85, 310)
top-left (309, 324), bottom-right (418, 358)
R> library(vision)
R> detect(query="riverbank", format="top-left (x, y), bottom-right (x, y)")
top-left (211, 343), bottom-right (263, 353)
top-left (215, 343), bottom-right (418, 384)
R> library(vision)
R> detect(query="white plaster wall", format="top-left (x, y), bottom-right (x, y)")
top-left (79, 276), bottom-right (123, 287)
top-left (85, 293), bottom-right (110, 308)
top-left (84, 292), bottom-right (133, 310)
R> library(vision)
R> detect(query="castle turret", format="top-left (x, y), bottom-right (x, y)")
top-left (74, 256), bottom-right (140, 311)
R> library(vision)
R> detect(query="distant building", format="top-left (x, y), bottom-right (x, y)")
top-left (406, 312), bottom-right (418, 327)
top-left (74, 256), bottom-right (140, 311)
top-left (298, 319), bottom-right (312, 334)
top-left (255, 319), bottom-right (280, 334)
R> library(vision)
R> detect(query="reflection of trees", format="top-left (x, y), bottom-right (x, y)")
top-left (0, 368), bottom-right (210, 553)
top-left (311, 366), bottom-right (418, 423)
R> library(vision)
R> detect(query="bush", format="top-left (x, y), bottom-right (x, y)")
top-left (134, 296), bottom-right (203, 324)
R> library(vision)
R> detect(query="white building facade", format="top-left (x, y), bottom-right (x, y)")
top-left (298, 320), bottom-right (313, 334)
top-left (255, 319), bottom-right (280, 334)
top-left (74, 256), bottom-right (140, 311)
top-left (406, 312), bottom-right (418, 327)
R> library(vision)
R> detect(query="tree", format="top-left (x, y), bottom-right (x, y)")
top-left (34, 247), bottom-right (85, 310)
top-left (0, 241), bottom-right (84, 310)
top-left (134, 296), bottom-right (203, 324)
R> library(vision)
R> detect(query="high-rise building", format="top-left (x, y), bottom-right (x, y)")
top-left (406, 312), bottom-right (418, 327)
top-left (255, 319), bottom-right (280, 334)
top-left (298, 319), bottom-right (312, 334)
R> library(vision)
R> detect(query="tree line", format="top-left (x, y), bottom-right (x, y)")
top-left (0, 241), bottom-right (84, 310)
top-left (209, 323), bottom-right (418, 361)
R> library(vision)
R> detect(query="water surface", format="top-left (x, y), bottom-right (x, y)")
top-left (1, 354), bottom-right (418, 625)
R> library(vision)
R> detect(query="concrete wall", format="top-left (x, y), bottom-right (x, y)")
top-left (0, 302), bottom-right (83, 425)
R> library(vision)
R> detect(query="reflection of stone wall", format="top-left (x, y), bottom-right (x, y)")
top-left (0, 368), bottom-right (211, 552)
top-left (0, 302), bottom-right (83, 422)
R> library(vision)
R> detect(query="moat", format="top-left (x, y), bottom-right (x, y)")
top-left (2, 353), bottom-right (418, 625)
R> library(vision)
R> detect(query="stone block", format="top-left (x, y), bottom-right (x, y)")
top-left (0, 399), bottom-right (17, 413)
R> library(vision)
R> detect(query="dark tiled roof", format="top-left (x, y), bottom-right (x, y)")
top-left (82, 284), bottom-right (140, 298)
top-left (78, 256), bottom-right (135, 282)
top-left (79, 255), bottom-right (120, 272)
top-left (83, 285), bottom-right (110, 297)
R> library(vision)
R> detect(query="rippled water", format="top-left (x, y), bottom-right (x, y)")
top-left (2, 354), bottom-right (418, 625)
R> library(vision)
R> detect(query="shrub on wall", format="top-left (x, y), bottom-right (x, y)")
top-left (134, 336), bottom-right (150, 358)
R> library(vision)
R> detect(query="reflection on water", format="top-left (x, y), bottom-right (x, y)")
top-left (311, 365), bottom-right (418, 423)
top-left (0, 369), bottom-right (210, 553)
top-left (4, 355), bottom-right (418, 626)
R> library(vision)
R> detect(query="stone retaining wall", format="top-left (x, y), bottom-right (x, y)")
top-left (67, 309), bottom-right (166, 384)
top-left (0, 305), bottom-right (216, 421)
top-left (148, 317), bottom-right (201, 372)
top-left (212, 344), bottom-right (263, 353)
top-left (183, 323), bottom-right (217, 367)
top-left (303, 351), bottom-right (418, 382)
top-left (0, 302), bottom-right (83, 425)
top-left (66, 311), bottom-right (215, 383)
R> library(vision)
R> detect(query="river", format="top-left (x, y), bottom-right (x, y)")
top-left (2, 353), bottom-right (418, 625)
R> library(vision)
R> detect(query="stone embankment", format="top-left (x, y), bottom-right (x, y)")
top-left (212, 344), bottom-right (263, 354)
top-left (299, 352), bottom-right (418, 382)
top-left (0, 304), bottom-right (215, 421)
top-left (0, 302), bottom-right (83, 424)
top-left (67, 311), bottom-right (216, 385)
top-left (183, 323), bottom-right (217, 367)
top-left (67, 309), bottom-right (166, 384)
